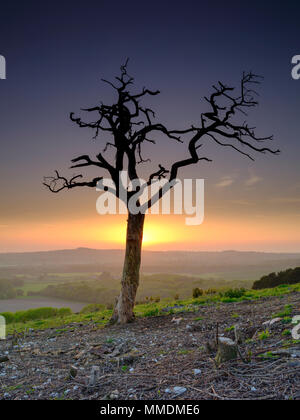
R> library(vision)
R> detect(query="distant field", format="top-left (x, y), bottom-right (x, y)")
top-left (0, 297), bottom-right (87, 313)
top-left (0, 264), bottom-right (294, 311)
top-left (1, 271), bottom-right (256, 310)
top-left (1, 248), bottom-right (299, 316)
top-left (19, 282), bottom-right (56, 294)
top-left (190, 270), bottom-right (262, 281)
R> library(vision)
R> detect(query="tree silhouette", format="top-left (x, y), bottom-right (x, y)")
top-left (44, 61), bottom-right (279, 324)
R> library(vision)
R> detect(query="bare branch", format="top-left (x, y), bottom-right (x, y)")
top-left (43, 171), bottom-right (103, 193)
top-left (70, 155), bottom-right (104, 169)
top-left (148, 164), bottom-right (169, 182)
top-left (206, 133), bottom-right (255, 161)
top-left (45, 65), bottom-right (279, 209)
top-left (169, 134), bottom-right (212, 181)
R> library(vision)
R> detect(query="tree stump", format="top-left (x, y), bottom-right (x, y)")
top-left (215, 337), bottom-right (238, 365)
top-left (87, 366), bottom-right (100, 387)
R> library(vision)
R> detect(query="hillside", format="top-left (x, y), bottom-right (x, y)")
top-left (0, 286), bottom-right (299, 400)
top-left (1, 248), bottom-right (300, 279)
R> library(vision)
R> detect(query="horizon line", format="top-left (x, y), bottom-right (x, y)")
top-left (1, 247), bottom-right (300, 255)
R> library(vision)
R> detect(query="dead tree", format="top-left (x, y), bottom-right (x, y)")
top-left (44, 61), bottom-right (279, 324)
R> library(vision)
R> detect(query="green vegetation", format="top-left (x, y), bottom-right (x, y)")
top-left (3, 267), bottom-right (283, 311)
top-left (178, 349), bottom-right (192, 355)
top-left (205, 288), bottom-right (218, 295)
top-left (21, 272), bottom-right (256, 307)
top-left (221, 288), bottom-right (247, 299)
top-left (259, 351), bottom-right (279, 360)
top-left (282, 339), bottom-right (300, 347)
top-left (258, 330), bottom-right (271, 340)
top-left (0, 278), bottom-right (25, 299)
top-left (0, 307), bottom-right (71, 324)
top-left (282, 317), bottom-right (293, 324)
top-left (273, 304), bottom-right (293, 318)
top-left (27, 274), bottom-right (117, 304)
top-left (253, 267), bottom-right (300, 290)
top-left (0, 282), bottom-right (299, 335)
top-left (143, 307), bottom-right (160, 317)
top-left (225, 325), bottom-right (235, 332)
top-left (189, 288), bottom-right (247, 304)
top-left (80, 303), bottom-right (106, 314)
top-left (139, 296), bottom-right (161, 304)
top-left (193, 288), bottom-right (204, 298)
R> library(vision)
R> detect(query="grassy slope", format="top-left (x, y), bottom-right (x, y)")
top-left (2, 283), bottom-right (300, 335)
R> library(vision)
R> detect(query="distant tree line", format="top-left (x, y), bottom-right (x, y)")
top-left (0, 279), bottom-right (24, 299)
top-left (253, 267), bottom-right (300, 290)
top-left (28, 281), bottom-right (117, 306)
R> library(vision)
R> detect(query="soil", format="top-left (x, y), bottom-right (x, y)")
top-left (0, 292), bottom-right (299, 400)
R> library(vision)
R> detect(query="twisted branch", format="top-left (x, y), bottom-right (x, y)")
top-left (44, 64), bottom-right (279, 209)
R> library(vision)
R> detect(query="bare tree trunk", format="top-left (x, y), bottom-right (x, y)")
top-left (110, 212), bottom-right (145, 324)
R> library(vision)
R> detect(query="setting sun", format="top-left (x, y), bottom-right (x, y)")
top-left (95, 216), bottom-right (183, 247)
top-left (142, 222), bottom-right (178, 246)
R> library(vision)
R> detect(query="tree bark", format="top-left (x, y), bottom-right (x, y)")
top-left (110, 212), bottom-right (145, 324)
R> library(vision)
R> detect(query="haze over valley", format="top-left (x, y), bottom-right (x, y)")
top-left (1, 248), bottom-right (300, 312)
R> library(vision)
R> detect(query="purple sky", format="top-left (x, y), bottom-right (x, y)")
top-left (1, 1), bottom-right (300, 252)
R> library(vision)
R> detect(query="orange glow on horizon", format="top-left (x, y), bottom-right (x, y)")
top-left (142, 222), bottom-right (179, 246)
top-left (90, 217), bottom-right (182, 247)
top-left (1, 213), bottom-right (300, 253)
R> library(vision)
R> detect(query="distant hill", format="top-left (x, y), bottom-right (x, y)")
top-left (0, 248), bottom-right (300, 280)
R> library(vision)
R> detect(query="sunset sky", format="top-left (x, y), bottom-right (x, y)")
top-left (1, 1), bottom-right (300, 253)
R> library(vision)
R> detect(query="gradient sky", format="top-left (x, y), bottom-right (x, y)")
top-left (1, 0), bottom-right (300, 252)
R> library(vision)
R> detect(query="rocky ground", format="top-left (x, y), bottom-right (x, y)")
top-left (0, 292), bottom-right (300, 400)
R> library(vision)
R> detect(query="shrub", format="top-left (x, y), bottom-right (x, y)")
top-left (144, 308), bottom-right (160, 317)
top-left (222, 288), bottom-right (246, 299)
top-left (80, 304), bottom-right (106, 314)
top-left (14, 308), bottom-right (58, 323)
top-left (0, 312), bottom-right (15, 324)
top-left (57, 308), bottom-right (72, 317)
top-left (139, 296), bottom-right (160, 304)
top-left (193, 288), bottom-right (204, 298)
top-left (205, 288), bottom-right (217, 295)
top-left (1, 307), bottom-right (72, 324)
